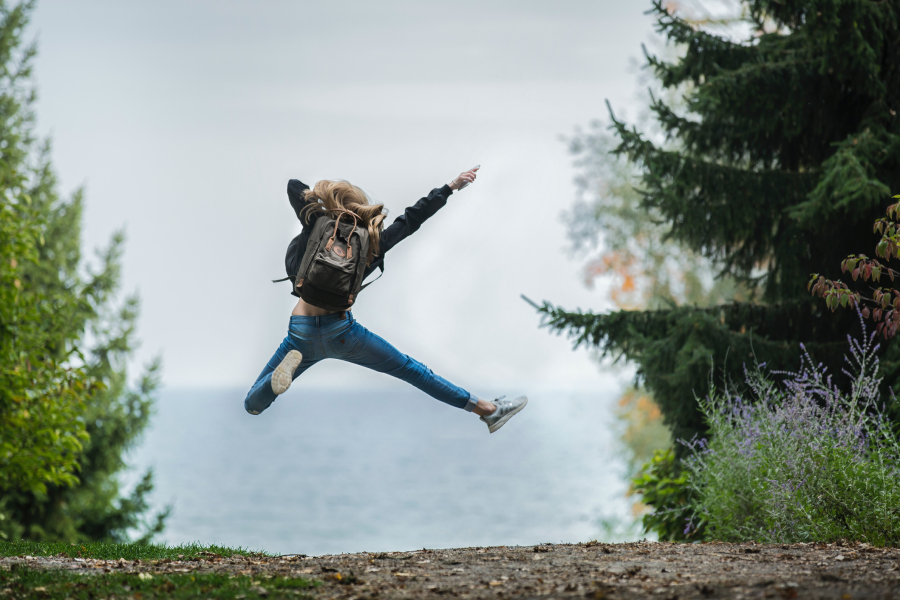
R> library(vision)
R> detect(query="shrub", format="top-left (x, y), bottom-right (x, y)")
top-left (631, 449), bottom-right (702, 542)
top-left (684, 324), bottom-right (900, 546)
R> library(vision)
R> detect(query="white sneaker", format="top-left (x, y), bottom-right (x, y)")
top-left (480, 395), bottom-right (528, 433)
top-left (271, 350), bottom-right (303, 395)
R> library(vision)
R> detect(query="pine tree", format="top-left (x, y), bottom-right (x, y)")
top-left (537, 0), bottom-right (900, 447)
top-left (0, 0), bottom-right (166, 541)
top-left (0, 0), bottom-right (89, 508)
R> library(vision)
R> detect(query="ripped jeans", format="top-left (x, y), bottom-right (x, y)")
top-left (244, 311), bottom-right (478, 415)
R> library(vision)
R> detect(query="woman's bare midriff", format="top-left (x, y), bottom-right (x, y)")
top-left (291, 297), bottom-right (339, 317)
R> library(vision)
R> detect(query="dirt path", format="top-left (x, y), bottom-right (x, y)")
top-left (4, 541), bottom-right (900, 599)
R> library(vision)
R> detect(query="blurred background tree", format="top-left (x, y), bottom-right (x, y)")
top-left (562, 3), bottom-right (751, 531)
top-left (542, 0), bottom-right (900, 454)
top-left (0, 0), bottom-right (166, 541)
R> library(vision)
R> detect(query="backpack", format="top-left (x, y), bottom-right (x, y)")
top-left (276, 209), bottom-right (378, 311)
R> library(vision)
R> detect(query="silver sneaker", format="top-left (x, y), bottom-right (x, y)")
top-left (271, 350), bottom-right (303, 395)
top-left (480, 395), bottom-right (528, 433)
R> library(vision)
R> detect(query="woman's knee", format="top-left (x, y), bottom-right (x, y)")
top-left (387, 356), bottom-right (434, 385)
top-left (244, 392), bottom-right (270, 415)
top-left (244, 397), bottom-right (260, 415)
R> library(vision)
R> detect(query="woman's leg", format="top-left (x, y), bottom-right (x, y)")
top-left (328, 319), bottom-right (480, 412)
top-left (244, 332), bottom-right (318, 415)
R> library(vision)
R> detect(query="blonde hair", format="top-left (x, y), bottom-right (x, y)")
top-left (302, 180), bottom-right (386, 266)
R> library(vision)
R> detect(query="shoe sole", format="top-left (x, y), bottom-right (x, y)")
top-left (488, 396), bottom-right (528, 433)
top-left (271, 350), bottom-right (303, 395)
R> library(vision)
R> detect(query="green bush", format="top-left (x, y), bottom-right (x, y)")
top-left (685, 332), bottom-right (900, 545)
top-left (0, 2), bottom-right (91, 499)
top-left (632, 449), bottom-right (702, 541)
top-left (0, 0), bottom-right (165, 542)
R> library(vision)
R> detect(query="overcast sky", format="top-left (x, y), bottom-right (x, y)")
top-left (27, 1), bottom-right (658, 397)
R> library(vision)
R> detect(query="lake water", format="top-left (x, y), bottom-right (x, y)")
top-left (127, 386), bottom-right (632, 555)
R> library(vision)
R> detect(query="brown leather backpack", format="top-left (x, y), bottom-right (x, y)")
top-left (290, 209), bottom-right (373, 311)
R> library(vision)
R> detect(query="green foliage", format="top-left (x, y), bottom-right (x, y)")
top-left (532, 297), bottom-right (851, 448)
top-left (686, 334), bottom-right (900, 546)
top-left (614, 388), bottom-right (672, 475)
top-left (0, 568), bottom-right (317, 600)
top-left (0, 541), bottom-right (266, 560)
top-left (0, 0), bottom-right (90, 499)
top-left (539, 0), bottom-right (900, 445)
top-left (809, 195), bottom-right (900, 340)
top-left (631, 449), bottom-right (701, 542)
top-left (565, 90), bottom-right (746, 311)
top-left (0, 0), bottom-right (165, 541)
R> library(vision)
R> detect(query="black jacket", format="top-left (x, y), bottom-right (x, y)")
top-left (285, 179), bottom-right (453, 297)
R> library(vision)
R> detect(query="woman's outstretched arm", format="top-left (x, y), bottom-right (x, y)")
top-left (378, 167), bottom-right (479, 256)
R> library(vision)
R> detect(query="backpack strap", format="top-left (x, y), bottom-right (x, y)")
top-left (324, 209), bottom-right (360, 254)
top-left (272, 275), bottom-right (294, 283)
top-left (359, 263), bottom-right (384, 291)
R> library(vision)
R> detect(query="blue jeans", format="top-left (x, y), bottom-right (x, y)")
top-left (244, 312), bottom-right (478, 415)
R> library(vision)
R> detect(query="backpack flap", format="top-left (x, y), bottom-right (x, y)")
top-left (295, 211), bottom-right (371, 311)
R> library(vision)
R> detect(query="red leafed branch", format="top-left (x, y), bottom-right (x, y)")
top-left (808, 196), bottom-right (900, 339)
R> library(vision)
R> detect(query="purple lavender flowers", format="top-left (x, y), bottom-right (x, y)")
top-left (683, 324), bottom-right (900, 545)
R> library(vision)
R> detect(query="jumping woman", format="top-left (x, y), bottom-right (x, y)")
top-left (243, 167), bottom-right (528, 433)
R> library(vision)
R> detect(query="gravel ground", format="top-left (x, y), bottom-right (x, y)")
top-left (3, 541), bottom-right (900, 599)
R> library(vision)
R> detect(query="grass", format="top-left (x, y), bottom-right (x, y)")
top-left (0, 542), bottom-right (319, 598)
top-left (0, 541), bottom-right (267, 561)
top-left (0, 567), bottom-right (318, 599)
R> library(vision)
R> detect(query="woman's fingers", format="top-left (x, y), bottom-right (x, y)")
top-left (451, 167), bottom-right (478, 190)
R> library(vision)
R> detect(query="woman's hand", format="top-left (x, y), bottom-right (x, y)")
top-left (449, 166), bottom-right (479, 191)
